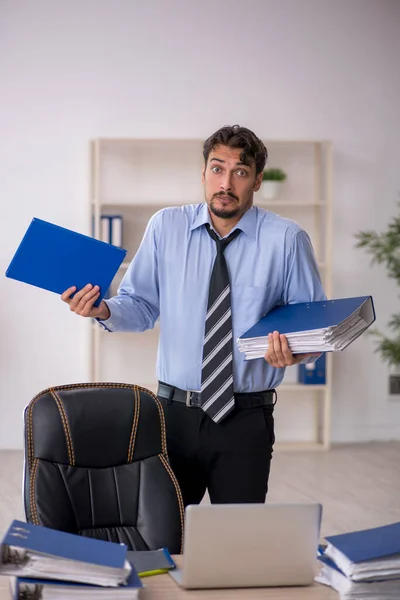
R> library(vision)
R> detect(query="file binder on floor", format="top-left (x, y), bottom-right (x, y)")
top-left (0, 520), bottom-right (131, 587)
top-left (5, 218), bottom-right (127, 306)
top-left (237, 296), bottom-right (375, 360)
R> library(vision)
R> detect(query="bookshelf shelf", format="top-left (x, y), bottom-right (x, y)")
top-left (90, 137), bottom-right (333, 448)
top-left (279, 384), bottom-right (328, 392)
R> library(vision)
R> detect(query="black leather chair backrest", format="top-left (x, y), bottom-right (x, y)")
top-left (23, 383), bottom-right (184, 554)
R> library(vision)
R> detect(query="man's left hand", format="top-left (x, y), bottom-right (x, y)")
top-left (264, 331), bottom-right (319, 368)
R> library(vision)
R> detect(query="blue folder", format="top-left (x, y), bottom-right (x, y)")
top-left (11, 569), bottom-right (143, 599)
top-left (239, 296), bottom-right (375, 339)
top-left (1, 519), bottom-right (127, 570)
top-left (5, 218), bottom-right (127, 307)
top-left (127, 548), bottom-right (176, 576)
top-left (325, 521), bottom-right (400, 564)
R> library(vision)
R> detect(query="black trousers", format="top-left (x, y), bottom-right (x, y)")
top-left (159, 398), bottom-right (275, 506)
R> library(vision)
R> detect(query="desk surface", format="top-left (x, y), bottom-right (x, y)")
top-left (0, 557), bottom-right (337, 599)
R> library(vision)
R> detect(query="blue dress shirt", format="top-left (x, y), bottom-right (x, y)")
top-left (101, 203), bottom-right (326, 393)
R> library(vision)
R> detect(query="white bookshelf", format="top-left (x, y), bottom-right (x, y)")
top-left (89, 138), bottom-right (333, 450)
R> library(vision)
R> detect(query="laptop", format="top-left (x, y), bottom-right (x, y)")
top-left (169, 503), bottom-right (322, 589)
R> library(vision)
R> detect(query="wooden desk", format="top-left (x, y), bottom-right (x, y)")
top-left (0, 557), bottom-right (337, 599)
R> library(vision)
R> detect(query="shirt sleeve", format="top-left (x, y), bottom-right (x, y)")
top-left (283, 229), bottom-right (327, 364)
top-left (283, 229), bottom-right (326, 305)
top-left (97, 213), bottom-right (160, 332)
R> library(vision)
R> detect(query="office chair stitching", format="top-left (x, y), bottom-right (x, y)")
top-left (158, 454), bottom-right (185, 553)
top-left (55, 392), bottom-right (76, 467)
top-left (27, 403), bottom-right (34, 469)
top-left (30, 458), bottom-right (40, 525)
top-left (27, 381), bottom-right (165, 463)
top-left (50, 389), bottom-right (75, 466)
top-left (150, 393), bottom-right (167, 456)
top-left (51, 382), bottom-right (137, 391)
top-left (128, 386), bottom-right (140, 463)
top-left (28, 384), bottom-right (138, 467)
top-left (50, 390), bottom-right (74, 466)
top-left (26, 394), bottom-right (48, 468)
top-left (28, 457), bottom-right (36, 523)
top-left (126, 383), bottom-right (168, 455)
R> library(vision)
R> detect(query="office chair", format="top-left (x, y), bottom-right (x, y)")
top-left (23, 382), bottom-right (184, 554)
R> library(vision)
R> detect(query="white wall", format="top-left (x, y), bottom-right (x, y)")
top-left (1, 0), bottom-right (399, 448)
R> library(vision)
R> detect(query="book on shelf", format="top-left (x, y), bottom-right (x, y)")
top-left (99, 214), bottom-right (123, 248)
top-left (298, 353), bottom-right (326, 384)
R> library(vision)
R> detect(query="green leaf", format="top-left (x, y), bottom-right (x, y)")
top-left (355, 201), bottom-right (400, 365)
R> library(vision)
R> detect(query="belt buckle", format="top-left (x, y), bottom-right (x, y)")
top-left (186, 390), bottom-right (200, 407)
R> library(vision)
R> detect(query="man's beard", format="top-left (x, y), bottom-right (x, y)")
top-left (209, 201), bottom-right (241, 219)
top-left (208, 192), bottom-right (240, 219)
top-left (208, 193), bottom-right (251, 219)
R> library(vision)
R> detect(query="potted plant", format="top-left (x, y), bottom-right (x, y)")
top-left (355, 203), bottom-right (400, 383)
top-left (261, 168), bottom-right (287, 200)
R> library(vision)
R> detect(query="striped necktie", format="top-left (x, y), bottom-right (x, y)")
top-left (200, 224), bottom-right (241, 423)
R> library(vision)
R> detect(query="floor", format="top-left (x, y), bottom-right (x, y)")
top-left (1, 442), bottom-right (400, 540)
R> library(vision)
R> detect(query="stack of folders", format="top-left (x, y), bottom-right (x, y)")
top-left (315, 521), bottom-right (400, 599)
top-left (0, 520), bottom-right (142, 599)
top-left (237, 296), bottom-right (375, 360)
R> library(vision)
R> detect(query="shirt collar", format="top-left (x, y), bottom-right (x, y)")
top-left (190, 203), bottom-right (258, 241)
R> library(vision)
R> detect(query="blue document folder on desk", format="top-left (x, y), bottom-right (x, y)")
top-left (237, 296), bottom-right (375, 359)
top-left (321, 521), bottom-right (400, 584)
top-left (325, 521), bottom-right (400, 565)
top-left (10, 569), bottom-right (143, 600)
top-left (5, 218), bottom-right (127, 306)
top-left (0, 519), bottom-right (131, 586)
top-left (11, 570), bottom-right (142, 599)
top-left (315, 553), bottom-right (400, 598)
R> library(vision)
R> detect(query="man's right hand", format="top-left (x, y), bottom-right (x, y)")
top-left (61, 284), bottom-right (111, 320)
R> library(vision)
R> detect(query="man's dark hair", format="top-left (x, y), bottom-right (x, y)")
top-left (203, 125), bottom-right (268, 175)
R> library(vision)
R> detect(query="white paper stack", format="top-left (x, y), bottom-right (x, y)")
top-left (316, 556), bottom-right (400, 600)
top-left (237, 296), bottom-right (375, 360)
top-left (315, 521), bottom-right (400, 600)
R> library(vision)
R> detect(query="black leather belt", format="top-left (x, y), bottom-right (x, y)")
top-left (157, 382), bottom-right (276, 409)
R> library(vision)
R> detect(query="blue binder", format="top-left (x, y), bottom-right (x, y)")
top-left (1, 519), bottom-right (127, 570)
top-left (11, 569), bottom-right (143, 599)
top-left (239, 296), bottom-right (375, 339)
top-left (5, 218), bottom-right (127, 307)
top-left (325, 521), bottom-right (400, 564)
top-left (298, 353), bottom-right (326, 384)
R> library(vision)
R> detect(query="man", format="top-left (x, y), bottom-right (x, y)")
top-left (62, 125), bottom-right (325, 506)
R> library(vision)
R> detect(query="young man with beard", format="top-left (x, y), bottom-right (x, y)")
top-left (62, 125), bottom-right (325, 506)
